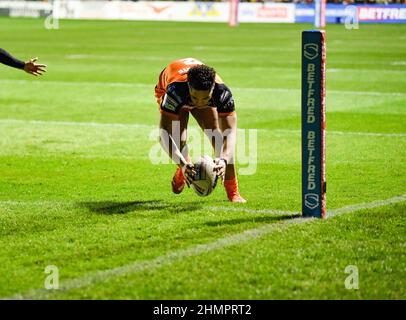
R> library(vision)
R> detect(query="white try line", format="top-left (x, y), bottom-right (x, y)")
top-left (0, 199), bottom-right (297, 216)
top-left (207, 206), bottom-right (298, 216)
top-left (1, 119), bottom-right (404, 138)
top-left (0, 79), bottom-right (405, 97)
top-left (326, 194), bottom-right (406, 218)
top-left (3, 193), bottom-right (405, 300)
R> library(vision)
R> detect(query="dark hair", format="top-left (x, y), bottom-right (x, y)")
top-left (187, 65), bottom-right (216, 91)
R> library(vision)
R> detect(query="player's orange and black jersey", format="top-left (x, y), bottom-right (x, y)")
top-left (154, 58), bottom-right (235, 119)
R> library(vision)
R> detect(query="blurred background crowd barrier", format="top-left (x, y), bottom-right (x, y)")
top-left (0, 0), bottom-right (405, 23)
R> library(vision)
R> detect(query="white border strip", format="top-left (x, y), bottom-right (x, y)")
top-left (3, 193), bottom-right (405, 300)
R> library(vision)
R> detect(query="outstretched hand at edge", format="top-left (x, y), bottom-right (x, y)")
top-left (24, 57), bottom-right (47, 76)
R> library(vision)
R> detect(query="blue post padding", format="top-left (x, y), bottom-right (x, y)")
top-left (302, 30), bottom-right (325, 218)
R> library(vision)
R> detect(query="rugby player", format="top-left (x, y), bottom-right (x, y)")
top-left (155, 58), bottom-right (246, 203)
top-left (0, 48), bottom-right (46, 76)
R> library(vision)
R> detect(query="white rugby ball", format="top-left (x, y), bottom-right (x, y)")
top-left (191, 155), bottom-right (218, 197)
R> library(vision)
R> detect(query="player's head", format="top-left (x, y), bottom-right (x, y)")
top-left (187, 65), bottom-right (216, 108)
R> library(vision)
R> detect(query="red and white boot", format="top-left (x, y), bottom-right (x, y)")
top-left (171, 167), bottom-right (185, 194)
top-left (224, 178), bottom-right (246, 203)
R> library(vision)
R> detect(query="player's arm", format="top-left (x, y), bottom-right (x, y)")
top-left (212, 84), bottom-right (237, 179)
top-left (0, 48), bottom-right (25, 69)
top-left (159, 112), bottom-right (195, 186)
top-left (215, 112), bottom-right (237, 178)
top-left (0, 48), bottom-right (46, 76)
top-left (219, 112), bottom-right (237, 164)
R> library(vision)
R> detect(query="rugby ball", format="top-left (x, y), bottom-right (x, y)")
top-left (191, 155), bottom-right (218, 197)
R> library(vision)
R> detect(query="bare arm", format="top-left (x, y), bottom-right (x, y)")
top-left (219, 112), bottom-right (237, 164)
top-left (159, 112), bottom-right (187, 167)
top-left (159, 112), bottom-right (195, 185)
top-left (212, 112), bottom-right (238, 179)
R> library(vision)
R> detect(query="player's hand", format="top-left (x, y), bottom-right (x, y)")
top-left (24, 57), bottom-right (47, 76)
top-left (213, 158), bottom-right (227, 181)
top-left (182, 163), bottom-right (196, 187)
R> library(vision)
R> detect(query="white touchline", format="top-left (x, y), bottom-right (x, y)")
top-left (271, 129), bottom-right (406, 138)
top-left (65, 54), bottom-right (167, 61)
top-left (0, 200), bottom-right (70, 208)
top-left (0, 119), bottom-right (152, 129)
top-left (1, 119), bottom-right (404, 138)
top-left (0, 79), bottom-right (405, 97)
top-left (3, 193), bottom-right (405, 300)
top-left (0, 200), bottom-right (296, 216)
top-left (0, 79), bottom-right (145, 89)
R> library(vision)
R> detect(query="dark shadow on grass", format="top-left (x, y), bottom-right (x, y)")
top-left (204, 213), bottom-right (301, 227)
top-left (79, 200), bottom-right (207, 215)
top-left (80, 200), bottom-right (170, 214)
top-left (166, 202), bottom-right (205, 214)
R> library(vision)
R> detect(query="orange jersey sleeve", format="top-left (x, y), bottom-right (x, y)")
top-left (154, 58), bottom-right (224, 105)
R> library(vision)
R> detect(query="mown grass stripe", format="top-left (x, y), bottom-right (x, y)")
top-left (1, 119), bottom-right (404, 137)
top-left (0, 79), bottom-right (405, 97)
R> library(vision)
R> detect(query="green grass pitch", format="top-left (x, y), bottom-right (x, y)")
top-left (0, 17), bottom-right (405, 299)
